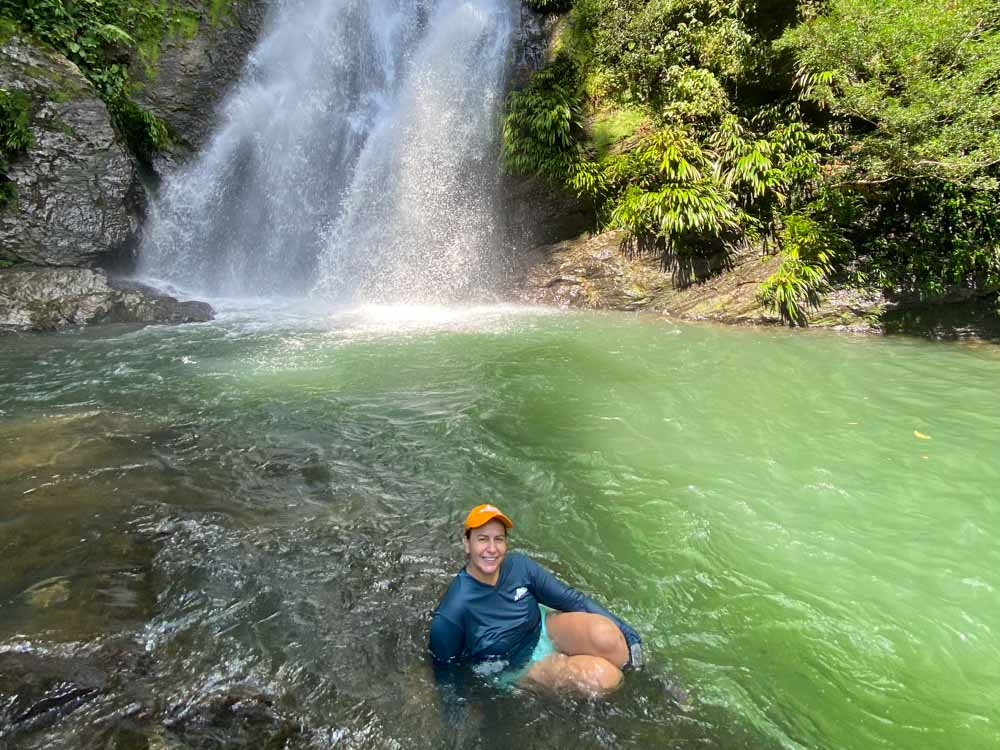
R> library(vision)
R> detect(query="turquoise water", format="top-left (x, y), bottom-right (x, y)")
top-left (1, 305), bottom-right (998, 749)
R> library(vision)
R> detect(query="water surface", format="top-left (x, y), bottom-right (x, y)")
top-left (2, 306), bottom-right (998, 749)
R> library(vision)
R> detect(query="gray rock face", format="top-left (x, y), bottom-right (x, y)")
top-left (130, 0), bottom-right (269, 163)
top-left (0, 267), bottom-right (214, 332)
top-left (501, 173), bottom-right (594, 250)
top-left (0, 35), bottom-right (144, 267)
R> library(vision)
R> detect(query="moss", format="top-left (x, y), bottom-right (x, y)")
top-left (169, 9), bottom-right (201, 39)
top-left (550, 13), bottom-right (594, 70)
top-left (23, 63), bottom-right (51, 80)
top-left (0, 178), bottom-right (17, 211)
top-left (48, 89), bottom-right (70, 103)
top-left (20, 61), bottom-right (89, 99)
top-left (52, 116), bottom-right (78, 139)
top-left (134, 4), bottom-right (206, 80)
top-left (0, 16), bottom-right (17, 44)
top-left (209, 0), bottom-right (235, 26)
top-left (588, 107), bottom-right (647, 159)
top-left (136, 37), bottom-right (161, 76)
top-left (549, 17), bottom-right (575, 58)
top-left (133, 0), bottom-right (177, 79)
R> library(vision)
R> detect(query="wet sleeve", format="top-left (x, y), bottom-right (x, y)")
top-left (429, 612), bottom-right (464, 664)
top-left (526, 556), bottom-right (644, 664)
top-left (429, 613), bottom-right (466, 725)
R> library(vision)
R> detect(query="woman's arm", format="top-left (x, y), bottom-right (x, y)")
top-left (526, 556), bottom-right (644, 666)
top-left (429, 612), bottom-right (464, 664)
top-left (429, 613), bottom-right (467, 724)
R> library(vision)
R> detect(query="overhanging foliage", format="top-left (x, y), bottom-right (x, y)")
top-left (506, 0), bottom-right (1000, 322)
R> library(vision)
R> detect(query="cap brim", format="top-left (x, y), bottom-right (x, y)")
top-left (466, 510), bottom-right (514, 530)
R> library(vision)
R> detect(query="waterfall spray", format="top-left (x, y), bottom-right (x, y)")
top-left (140, 0), bottom-right (515, 302)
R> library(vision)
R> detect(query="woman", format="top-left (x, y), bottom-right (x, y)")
top-left (429, 503), bottom-right (643, 695)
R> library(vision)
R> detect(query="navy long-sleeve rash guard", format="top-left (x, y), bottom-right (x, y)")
top-left (429, 552), bottom-right (641, 669)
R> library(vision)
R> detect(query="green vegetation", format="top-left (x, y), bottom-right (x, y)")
top-left (756, 213), bottom-right (846, 325)
top-left (506, 0), bottom-right (1000, 323)
top-left (0, 86), bottom-right (32, 208)
top-left (0, 0), bottom-right (189, 158)
top-left (589, 106), bottom-right (646, 159)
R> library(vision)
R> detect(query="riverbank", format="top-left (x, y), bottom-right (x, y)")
top-left (515, 230), bottom-right (1000, 340)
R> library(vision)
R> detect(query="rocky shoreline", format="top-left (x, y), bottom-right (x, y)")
top-left (514, 230), bottom-right (1000, 341)
top-left (0, 267), bottom-right (213, 333)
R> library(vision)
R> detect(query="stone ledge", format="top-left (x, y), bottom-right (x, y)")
top-left (0, 267), bottom-right (213, 333)
top-left (514, 230), bottom-right (886, 331)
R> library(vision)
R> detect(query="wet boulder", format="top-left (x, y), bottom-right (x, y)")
top-left (0, 33), bottom-right (144, 268)
top-left (105, 278), bottom-right (215, 327)
top-left (0, 267), bottom-right (213, 332)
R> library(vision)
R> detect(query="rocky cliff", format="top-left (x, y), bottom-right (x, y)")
top-left (129, 0), bottom-right (269, 168)
top-left (499, 5), bottom-right (594, 254)
top-left (0, 34), bottom-right (143, 268)
top-left (0, 0), bottom-right (269, 332)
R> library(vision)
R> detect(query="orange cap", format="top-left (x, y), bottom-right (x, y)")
top-left (464, 503), bottom-right (513, 530)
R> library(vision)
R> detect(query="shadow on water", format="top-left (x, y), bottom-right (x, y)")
top-left (0, 409), bottom-right (775, 750)
top-left (880, 295), bottom-right (1000, 342)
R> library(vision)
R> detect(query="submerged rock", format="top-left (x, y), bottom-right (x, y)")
top-left (0, 638), bottom-right (152, 744)
top-left (0, 34), bottom-right (144, 267)
top-left (0, 650), bottom-right (105, 738)
top-left (24, 577), bottom-right (73, 608)
top-left (0, 267), bottom-right (213, 332)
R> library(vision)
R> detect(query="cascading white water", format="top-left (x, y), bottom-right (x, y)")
top-left (139, 0), bottom-right (515, 301)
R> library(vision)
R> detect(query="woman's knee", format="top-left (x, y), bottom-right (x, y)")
top-left (589, 618), bottom-right (627, 659)
top-left (547, 612), bottom-right (626, 661)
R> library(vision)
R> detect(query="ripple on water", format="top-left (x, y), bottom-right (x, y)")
top-left (1, 312), bottom-right (999, 749)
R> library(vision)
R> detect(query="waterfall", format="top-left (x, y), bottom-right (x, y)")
top-left (139, 0), bottom-right (515, 302)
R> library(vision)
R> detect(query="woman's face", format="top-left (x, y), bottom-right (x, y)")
top-left (463, 518), bottom-right (508, 584)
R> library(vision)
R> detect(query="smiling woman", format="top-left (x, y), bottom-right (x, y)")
top-left (429, 504), bottom-right (643, 697)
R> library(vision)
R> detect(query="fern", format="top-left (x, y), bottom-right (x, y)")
top-left (501, 55), bottom-right (585, 184)
top-left (757, 213), bottom-right (846, 324)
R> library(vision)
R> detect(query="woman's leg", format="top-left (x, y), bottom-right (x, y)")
top-left (521, 653), bottom-right (623, 696)
top-left (544, 611), bottom-right (629, 668)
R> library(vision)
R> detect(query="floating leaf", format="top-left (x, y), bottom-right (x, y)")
top-left (914, 430), bottom-right (932, 440)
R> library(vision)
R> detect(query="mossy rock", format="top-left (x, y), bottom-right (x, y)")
top-left (0, 33), bottom-right (142, 266)
top-left (127, 0), bottom-right (269, 161)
